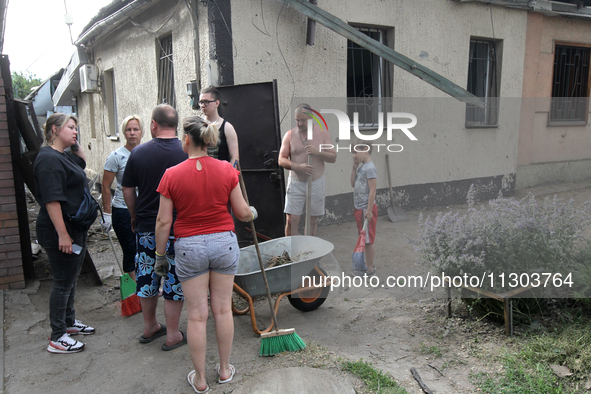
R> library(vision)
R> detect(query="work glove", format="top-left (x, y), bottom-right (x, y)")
top-left (154, 253), bottom-right (169, 277)
top-left (101, 213), bottom-right (112, 232)
top-left (249, 206), bottom-right (258, 221)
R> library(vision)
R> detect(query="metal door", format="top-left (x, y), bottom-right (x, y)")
top-left (217, 81), bottom-right (285, 244)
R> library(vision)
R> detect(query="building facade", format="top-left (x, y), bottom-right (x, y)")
top-left (51, 0), bottom-right (591, 223)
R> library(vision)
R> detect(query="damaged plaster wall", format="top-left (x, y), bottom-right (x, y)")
top-left (77, 0), bottom-right (204, 175)
top-left (229, 0), bottom-right (526, 221)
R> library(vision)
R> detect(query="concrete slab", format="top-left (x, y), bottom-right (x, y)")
top-left (231, 367), bottom-right (356, 394)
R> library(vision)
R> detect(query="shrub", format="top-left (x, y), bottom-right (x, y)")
top-left (411, 186), bottom-right (591, 294)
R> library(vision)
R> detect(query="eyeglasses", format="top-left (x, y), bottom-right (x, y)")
top-left (198, 100), bottom-right (216, 106)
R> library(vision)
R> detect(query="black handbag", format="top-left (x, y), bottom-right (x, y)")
top-left (67, 188), bottom-right (100, 231)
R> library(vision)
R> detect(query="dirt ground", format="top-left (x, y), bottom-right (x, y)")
top-left (4, 180), bottom-right (591, 394)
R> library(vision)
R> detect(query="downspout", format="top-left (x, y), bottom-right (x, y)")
top-left (187, 0), bottom-right (202, 87)
top-left (74, 0), bottom-right (154, 47)
top-left (0, 0), bottom-right (7, 53)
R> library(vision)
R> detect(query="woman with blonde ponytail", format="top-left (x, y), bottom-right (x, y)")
top-left (154, 116), bottom-right (256, 392)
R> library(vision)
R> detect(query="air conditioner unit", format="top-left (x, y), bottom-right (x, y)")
top-left (79, 64), bottom-right (99, 93)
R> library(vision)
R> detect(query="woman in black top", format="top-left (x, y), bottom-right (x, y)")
top-left (34, 113), bottom-right (96, 354)
top-left (199, 86), bottom-right (239, 165)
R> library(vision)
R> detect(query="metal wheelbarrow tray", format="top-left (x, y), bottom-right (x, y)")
top-left (232, 236), bottom-right (334, 335)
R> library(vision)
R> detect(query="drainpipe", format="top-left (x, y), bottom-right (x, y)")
top-left (74, 0), bottom-right (154, 47)
top-left (187, 0), bottom-right (202, 87)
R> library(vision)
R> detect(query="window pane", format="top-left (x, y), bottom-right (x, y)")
top-left (347, 27), bottom-right (389, 127)
top-left (466, 39), bottom-right (499, 126)
top-left (158, 34), bottom-right (176, 108)
top-left (551, 45), bottom-right (590, 122)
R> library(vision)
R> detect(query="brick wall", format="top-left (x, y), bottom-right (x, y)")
top-left (0, 75), bottom-right (25, 289)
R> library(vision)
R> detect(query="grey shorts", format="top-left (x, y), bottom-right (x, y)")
top-left (284, 176), bottom-right (325, 216)
top-left (174, 231), bottom-right (239, 281)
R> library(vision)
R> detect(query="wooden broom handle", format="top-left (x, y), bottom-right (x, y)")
top-left (235, 161), bottom-right (280, 332)
top-left (304, 154), bottom-right (312, 236)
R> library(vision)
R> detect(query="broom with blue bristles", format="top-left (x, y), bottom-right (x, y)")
top-left (236, 162), bottom-right (306, 356)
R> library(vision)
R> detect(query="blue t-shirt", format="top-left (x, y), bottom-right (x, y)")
top-left (121, 138), bottom-right (188, 232)
top-left (354, 161), bottom-right (377, 210)
top-left (104, 146), bottom-right (131, 209)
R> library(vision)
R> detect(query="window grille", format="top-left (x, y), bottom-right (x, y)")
top-left (158, 34), bottom-right (176, 108)
top-left (550, 45), bottom-right (590, 122)
top-left (466, 39), bottom-right (500, 127)
top-left (347, 27), bottom-right (392, 128)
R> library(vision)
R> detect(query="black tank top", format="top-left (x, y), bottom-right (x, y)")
top-left (207, 120), bottom-right (230, 162)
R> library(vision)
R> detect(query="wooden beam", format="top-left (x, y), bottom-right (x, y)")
top-left (277, 0), bottom-right (485, 108)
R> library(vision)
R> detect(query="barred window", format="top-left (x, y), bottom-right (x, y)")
top-left (157, 34), bottom-right (176, 108)
top-left (466, 38), bottom-right (502, 127)
top-left (347, 26), bottom-right (393, 127)
top-left (550, 45), bottom-right (590, 123)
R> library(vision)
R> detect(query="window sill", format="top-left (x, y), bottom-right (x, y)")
top-left (108, 135), bottom-right (120, 141)
top-left (465, 124), bottom-right (498, 129)
top-left (547, 120), bottom-right (588, 127)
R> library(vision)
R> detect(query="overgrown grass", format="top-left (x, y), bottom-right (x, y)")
top-left (473, 318), bottom-right (591, 393)
top-left (520, 320), bottom-right (591, 381)
top-left (474, 354), bottom-right (568, 394)
top-left (342, 360), bottom-right (409, 394)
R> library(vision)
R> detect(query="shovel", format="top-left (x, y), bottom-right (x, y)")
top-left (385, 154), bottom-right (408, 223)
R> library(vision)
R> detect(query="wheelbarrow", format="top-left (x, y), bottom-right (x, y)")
top-left (232, 235), bottom-right (334, 335)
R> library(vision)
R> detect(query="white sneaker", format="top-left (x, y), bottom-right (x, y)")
top-left (67, 320), bottom-right (95, 335)
top-left (47, 333), bottom-right (85, 354)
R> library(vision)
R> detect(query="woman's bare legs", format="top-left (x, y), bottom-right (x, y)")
top-left (182, 273), bottom-right (210, 391)
top-left (209, 271), bottom-right (235, 381)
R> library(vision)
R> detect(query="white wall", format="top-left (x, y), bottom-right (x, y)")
top-left (230, 0), bottom-right (527, 197)
top-left (78, 0), bottom-right (205, 174)
top-left (77, 0), bottom-right (528, 202)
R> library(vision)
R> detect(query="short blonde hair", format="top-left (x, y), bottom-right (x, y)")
top-left (120, 115), bottom-right (143, 135)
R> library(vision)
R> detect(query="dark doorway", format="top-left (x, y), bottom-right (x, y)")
top-left (217, 81), bottom-right (285, 245)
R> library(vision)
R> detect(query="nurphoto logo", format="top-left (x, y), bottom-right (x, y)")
top-left (302, 108), bottom-right (418, 153)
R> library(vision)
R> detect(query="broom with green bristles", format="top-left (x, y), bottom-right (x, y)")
top-left (236, 162), bottom-right (306, 356)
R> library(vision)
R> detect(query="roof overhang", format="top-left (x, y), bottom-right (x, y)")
top-left (75, 0), bottom-right (155, 47)
top-left (452, 0), bottom-right (591, 20)
top-left (52, 47), bottom-right (87, 107)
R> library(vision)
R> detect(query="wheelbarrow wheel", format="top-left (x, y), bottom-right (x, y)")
top-left (288, 266), bottom-right (330, 312)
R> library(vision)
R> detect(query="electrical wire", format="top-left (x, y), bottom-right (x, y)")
top-left (63, 0), bottom-right (74, 45)
top-left (129, 0), bottom-right (183, 35)
top-left (251, 0), bottom-right (271, 37)
top-left (275, 1), bottom-right (296, 126)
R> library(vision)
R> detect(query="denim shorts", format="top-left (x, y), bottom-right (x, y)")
top-left (174, 231), bottom-right (239, 282)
